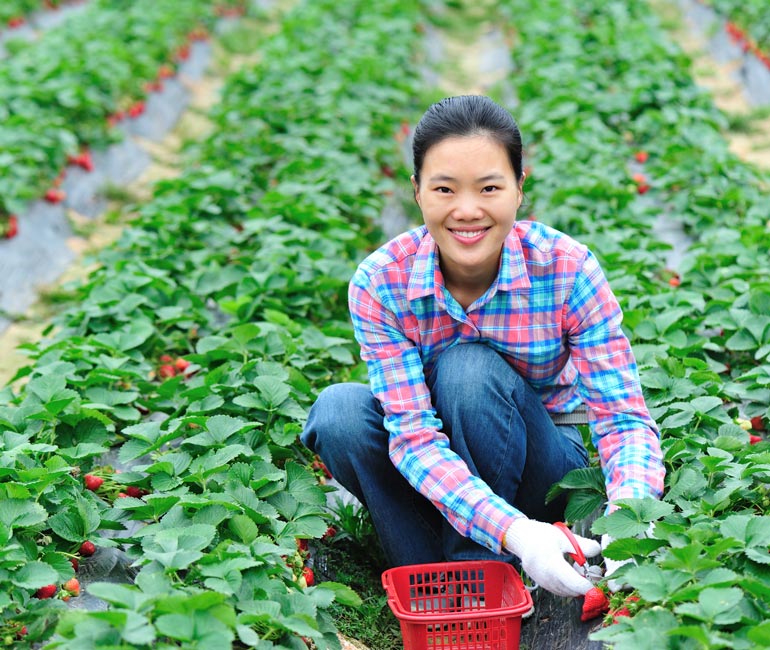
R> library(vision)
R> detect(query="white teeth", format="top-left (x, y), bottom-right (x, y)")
top-left (452, 230), bottom-right (485, 238)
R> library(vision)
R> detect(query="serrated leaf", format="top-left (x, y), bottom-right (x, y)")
top-left (0, 499), bottom-right (48, 531)
top-left (252, 376), bottom-right (291, 408)
top-left (11, 561), bottom-right (59, 589)
top-left (601, 537), bottom-right (666, 561)
top-left (229, 514), bottom-right (259, 544)
top-left (317, 582), bottom-right (362, 607)
top-left (623, 564), bottom-right (690, 603)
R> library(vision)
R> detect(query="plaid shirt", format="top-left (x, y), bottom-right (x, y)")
top-left (349, 221), bottom-right (665, 554)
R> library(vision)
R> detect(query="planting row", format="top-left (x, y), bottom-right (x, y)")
top-left (0, 0), bottom-right (423, 648)
top-left (706, 0), bottom-right (770, 61)
top-left (0, 0), bottom-right (248, 239)
top-left (681, 0), bottom-right (770, 108)
top-left (495, 0), bottom-right (770, 647)
top-left (0, 0), bottom-right (65, 28)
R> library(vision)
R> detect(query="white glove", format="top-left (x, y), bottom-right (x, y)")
top-left (504, 518), bottom-right (601, 597)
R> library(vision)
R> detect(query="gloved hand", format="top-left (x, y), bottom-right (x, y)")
top-left (503, 518), bottom-right (601, 597)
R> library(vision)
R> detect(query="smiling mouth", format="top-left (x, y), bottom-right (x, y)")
top-left (449, 228), bottom-right (490, 239)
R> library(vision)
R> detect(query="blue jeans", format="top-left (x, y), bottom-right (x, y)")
top-left (301, 342), bottom-right (589, 567)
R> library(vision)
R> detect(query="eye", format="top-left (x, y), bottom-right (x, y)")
top-left (435, 186), bottom-right (452, 194)
top-left (482, 185), bottom-right (499, 193)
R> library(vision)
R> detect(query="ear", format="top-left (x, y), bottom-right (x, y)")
top-left (410, 175), bottom-right (421, 206)
top-left (516, 174), bottom-right (525, 208)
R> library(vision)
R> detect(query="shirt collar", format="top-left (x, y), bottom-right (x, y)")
top-left (407, 227), bottom-right (531, 303)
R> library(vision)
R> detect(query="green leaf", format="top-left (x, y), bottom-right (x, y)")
top-left (748, 620), bottom-right (770, 646)
top-left (623, 564), bottom-right (690, 603)
top-left (48, 497), bottom-right (101, 542)
top-left (86, 583), bottom-right (152, 611)
top-left (206, 415), bottom-right (251, 442)
top-left (0, 498), bottom-right (48, 531)
top-left (601, 537), bottom-right (667, 561)
top-left (564, 490), bottom-right (605, 523)
top-left (317, 582), bottom-right (362, 607)
top-left (11, 561), bottom-right (59, 589)
top-left (253, 376), bottom-right (292, 408)
top-left (675, 587), bottom-right (744, 625)
top-left (229, 514), bottom-right (259, 544)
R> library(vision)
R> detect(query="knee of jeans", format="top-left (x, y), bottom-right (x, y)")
top-left (301, 383), bottom-right (376, 453)
top-left (431, 343), bottom-right (513, 401)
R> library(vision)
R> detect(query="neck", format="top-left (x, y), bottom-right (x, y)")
top-left (440, 256), bottom-right (499, 310)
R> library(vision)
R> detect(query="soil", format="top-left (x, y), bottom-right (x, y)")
top-left (651, 0), bottom-right (770, 171)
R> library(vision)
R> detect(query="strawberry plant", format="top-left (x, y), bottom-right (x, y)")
top-left (708, 0), bottom-right (770, 63)
top-left (0, 0), bottom-right (219, 217)
top-left (494, 0), bottom-right (770, 646)
top-left (0, 0), bottom-right (423, 646)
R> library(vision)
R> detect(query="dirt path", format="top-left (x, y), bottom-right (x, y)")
top-left (651, 0), bottom-right (770, 170)
top-left (0, 16), bottom-right (277, 388)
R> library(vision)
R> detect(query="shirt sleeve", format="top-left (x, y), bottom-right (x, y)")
top-left (349, 268), bottom-right (521, 553)
top-left (564, 249), bottom-right (665, 507)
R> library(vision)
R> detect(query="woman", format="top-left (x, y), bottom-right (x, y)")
top-left (302, 95), bottom-right (665, 598)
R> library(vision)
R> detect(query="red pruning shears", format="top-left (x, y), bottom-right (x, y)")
top-left (554, 521), bottom-right (602, 583)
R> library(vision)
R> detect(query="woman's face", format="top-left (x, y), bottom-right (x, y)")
top-left (411, 135), bottom-right (523, 290)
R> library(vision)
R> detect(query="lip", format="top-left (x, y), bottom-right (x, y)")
top-left (448, 227), bottom-right (490, 245)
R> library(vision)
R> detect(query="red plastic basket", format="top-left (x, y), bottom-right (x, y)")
top-left (382, 560), bottom-right (533, 650)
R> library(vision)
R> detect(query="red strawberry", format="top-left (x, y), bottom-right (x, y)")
top-left (668, 275), bottom-right (681, 287)
top-left (117, 492), bottom-right (128, 498)
top-left (107, 111), bottom-right (125, 127)
top-left (17, 626), bottom-right (27, 638)
top-left (69, 556), bottom-right (79, 572)
top-left (159, 354), bottom-right (174, 362)
top-left (84, 474), bottom-right (104, 491)
top-left (44, 188), bottom-right (66, 203)
top-left (63, 578), bottom-right (80, 596)
top-left (3, 215), bottom-right (19, 239)
top-left (634, 151), bottom-right (649, 164)
top-left (157, 64), bottom-right (175, 79)
top-left (125, 486), bottom-right (148, 498)
top-left (751, 416), bottom-right (766, 431)
top-left (381, 164), bottom-right (395, 178)
top-left (76, 151), bottom-right (94, 172)
top-left (311, 459), bottom-right (332, 479)
top-left (175, 358), bottom-right (190, 372)
top-left (8, 16), bottom-right (25, 28)
top-left (610, 606), bottom-right (631, 623)
top-left (302, 566), bottom-right (315, 587)
top-left (128, 101), bottom-right (146, 118)
top-left (322, 526), bottom-right (337, 541)
top-left (177, 44), bottom-right (191, 61)
top-left (581, 586), bottom-right (610, 622)
top-left (749, 435), bottom-right (763, 445)
top-left (35, 584), bottom-right (57, 599)
top-left (144, 80), bottom-right (164, 93)
top-left (79, 541), bottom-right (96, 557)
top-left (159, 364), bottom-right (177, 379)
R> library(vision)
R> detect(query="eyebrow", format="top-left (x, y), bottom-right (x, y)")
top-left (428, 173), bottom-right (507, 183)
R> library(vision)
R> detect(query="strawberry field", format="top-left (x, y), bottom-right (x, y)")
top-left (0, 1), bottom-right (769, 649)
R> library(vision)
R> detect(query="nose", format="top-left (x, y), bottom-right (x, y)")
top-left (452, 191), bottom-right (483, 220)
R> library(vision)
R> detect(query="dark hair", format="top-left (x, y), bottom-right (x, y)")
top-left (412, 95), bottom-right (523, 185)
